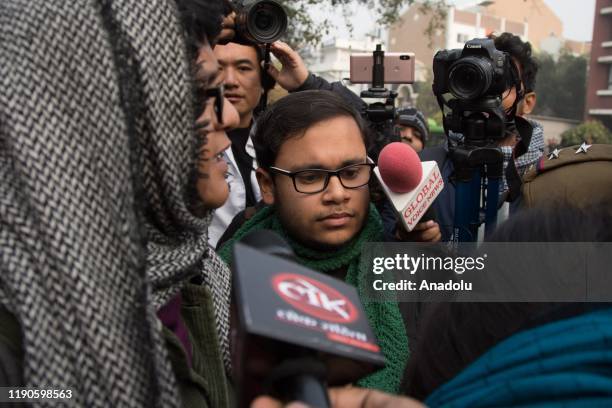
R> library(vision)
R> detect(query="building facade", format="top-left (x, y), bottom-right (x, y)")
top-left (387, 0), bottom-right (585, 70)
top-left (303, 37), bottom-right (382, 95)
top-left (304, 36), bottom-right (427, 106)
top-left (585, 0), bottom-right (612, 128)
top-left (478, 0), bottom-right (562, 50)
top-left (387, 3), bottom-right (529, 72)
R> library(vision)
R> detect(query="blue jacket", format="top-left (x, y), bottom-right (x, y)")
top-left (426, 308), bottom-right (612, 407)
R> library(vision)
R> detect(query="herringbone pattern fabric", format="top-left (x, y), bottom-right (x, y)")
top-left (0, 0), bottom-right (231, 404)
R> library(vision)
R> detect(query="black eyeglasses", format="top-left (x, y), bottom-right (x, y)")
top-left (268, 162), bottom-right (375, 194)
top-left (196, 85), bottom-right (224, 124)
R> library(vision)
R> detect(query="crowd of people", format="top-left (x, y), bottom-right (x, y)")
top-left (1, 0), bottom-right (611, 407)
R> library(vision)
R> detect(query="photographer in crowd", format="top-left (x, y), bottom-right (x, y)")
top-left (509, 47), bottom-right (545, 212)
top-left (421, 32), bottom-right (544, 242)
top-left (208, 41), bottom-right (275, 247)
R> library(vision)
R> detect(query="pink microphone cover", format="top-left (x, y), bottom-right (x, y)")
top-left (377, 142), bottom-right (422, 193)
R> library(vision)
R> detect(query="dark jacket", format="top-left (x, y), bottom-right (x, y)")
top-left (418, 145), bottom-right (457, 242)
top-left (413, 145), bottom-right (524, 243)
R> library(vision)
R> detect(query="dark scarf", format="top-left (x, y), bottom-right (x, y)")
top-left (218, 204), bottom-right (409, 393)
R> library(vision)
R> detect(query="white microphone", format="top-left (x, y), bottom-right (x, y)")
top-left (374, 142), bottom-right (444, 231)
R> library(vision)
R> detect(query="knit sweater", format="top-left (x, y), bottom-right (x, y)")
top-left (218, 204), bottom-right (409, 393)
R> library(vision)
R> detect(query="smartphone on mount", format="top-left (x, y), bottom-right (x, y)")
top-left (349, 52), bottom-right (416, 84)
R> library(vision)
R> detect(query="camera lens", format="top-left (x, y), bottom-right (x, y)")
top-left (246, 1), bottom-right (287, 43)
top-left (448, 57), bottom-right (493, 100)
top-left (254, 10), bottom-right (272, 30)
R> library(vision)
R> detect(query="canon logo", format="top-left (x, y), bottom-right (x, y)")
top-left (272, 273), bottom-right (358, 323)
top-left (466, 44), bottom-right (481, 48)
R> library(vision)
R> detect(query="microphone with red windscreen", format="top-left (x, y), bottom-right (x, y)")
top-left (374, 142), bottom-right (444, 231)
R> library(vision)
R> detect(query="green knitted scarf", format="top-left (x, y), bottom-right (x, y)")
top-left (218, 204), bottom-right (409, 393)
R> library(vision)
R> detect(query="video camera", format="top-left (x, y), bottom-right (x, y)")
top-left (433, 38), bottom-right (514, 101)
top-left (432, 38), bottom-right (524, 243)
top-left (230, 0), bottom-right (287, 109)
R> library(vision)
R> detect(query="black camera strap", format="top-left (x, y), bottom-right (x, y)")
top-left (504, 115), bottom-right (533, 203)
top-left (258, 43), bottom-right (272, 111)
top-left (506, 61), bottom-right (525, 119)
top-left (502, 63), bottom-right (530, 203)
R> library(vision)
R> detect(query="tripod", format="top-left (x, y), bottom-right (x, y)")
top-left (445, 100), bottom-right (506, 245)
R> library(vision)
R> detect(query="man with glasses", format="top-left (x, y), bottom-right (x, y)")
top-left (210, 39), bottom-right (380, 248)
top-left (218, 90), bottom-right (434, 394)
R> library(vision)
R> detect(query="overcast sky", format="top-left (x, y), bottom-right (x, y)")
top-left (314, 0), bottom-right (596, 42)
top-left (541, 0), bottom-right (595, 41)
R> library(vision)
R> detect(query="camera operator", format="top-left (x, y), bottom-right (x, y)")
top-left (208, 41), bottom-right (276, 247)
top-left (514, 77), bottom-right (545, 198)
top-left (421, 32), bottom-right (543, 242)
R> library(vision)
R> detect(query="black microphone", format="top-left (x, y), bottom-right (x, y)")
top-left (231, 230), bottom-right (385, 408)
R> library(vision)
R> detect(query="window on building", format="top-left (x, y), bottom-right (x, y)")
top-left (457, 33), bottom-right (470, 43)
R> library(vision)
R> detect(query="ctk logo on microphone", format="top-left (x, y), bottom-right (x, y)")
top-left (272, 273), bottom-right (359, 323)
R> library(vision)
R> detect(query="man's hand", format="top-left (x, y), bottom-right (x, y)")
top-left (266, 41), bottom-right (309, 91)
top-left (216, 11), bottom-right (236, 45)
top-left (395, 220), bottom-right (442, 242)
top-left (251, 387), bottom-right (424, 408)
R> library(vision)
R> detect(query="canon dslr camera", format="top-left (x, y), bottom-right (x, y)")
top-left (232, 0), bottom-right (287, 44)
top-left (432, 38), bottom-right (516, 101)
